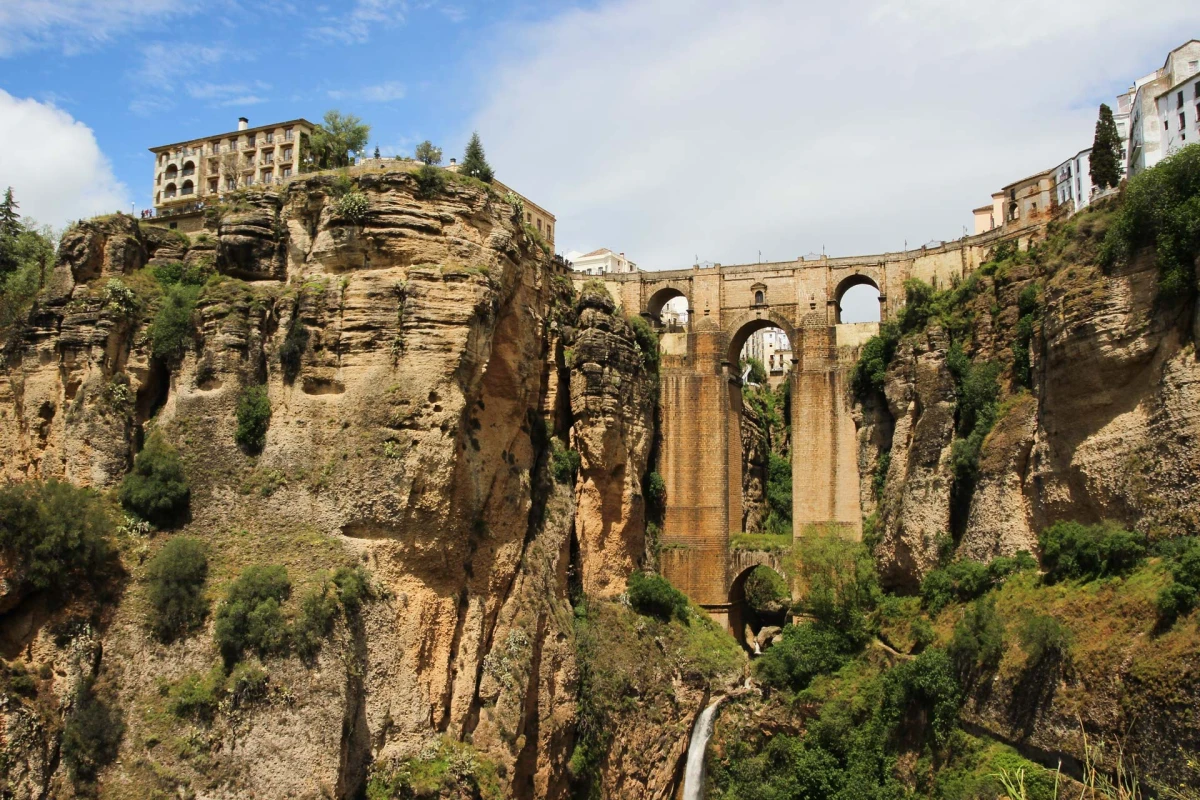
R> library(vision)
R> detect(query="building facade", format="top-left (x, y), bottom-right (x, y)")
top-left (1054, 149), bottom-right (1093, 212)
top-left (1157, 69), bottom-right (1200, 157)
top-left (974, 168), bottom-right (1056, 234)
top-left (571, 248), bottom-right (638, 276)
top-left (742, 327), bottom-right (793, 386)
top-left (149, 117), bottom-right (315, 215)
top-left (1123, 40), bottom-right (1200, 176)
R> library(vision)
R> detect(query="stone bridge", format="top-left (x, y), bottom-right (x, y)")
top-left (577, 227), bottom-right (1033, 630)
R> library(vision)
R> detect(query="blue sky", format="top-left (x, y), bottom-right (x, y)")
top-left (2, 0), bottom-right (1199, 274)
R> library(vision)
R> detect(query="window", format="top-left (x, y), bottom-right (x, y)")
top-left (282, 147), bottom-right (292, 161)
top-left (247, 134), bottom-right (256, 147)
top-left (1196, 83), bottom-right (1200, 99)
top-left (1181, 113), bottom-right (1187, 132)
top-left (284, 127), bottom-right (294, 141)
top-left (1180, 91), bottom-right (1186, 108)
top-left (281, 166), bottom-right (292, 178)
top-left (266, 132), bottom-right (274, 144)
top-left (536, 219), bottom-right (542, 232)
top-left (208, 178), bottom-right (218, 193)
top-left (754, 290), bottom-right (764, 305)
top-left (211, 142), bottom-right (220, 155)
top-left (226, 177), bottom-right (237, 190)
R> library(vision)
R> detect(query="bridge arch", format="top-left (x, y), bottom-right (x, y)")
top-left (728, 562), bottom-right (790, 652)
top-left (724, 309), bottom-right (798, 368)
top-left (832, 273), bottom-right (884, 324)
top-left (644, 283), bottom-right (690, 326)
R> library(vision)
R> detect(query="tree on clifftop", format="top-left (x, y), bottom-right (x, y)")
top-left (1090, 104), bottom-right (1122, 190)
top-left (0, 188), bottom-right (19, 238)
top-left (460, 132), bottom-right (494, 183)
top-left (414, 140), bottom-right (442, 165)
top-left (309, 110), bottom-right (370, 170)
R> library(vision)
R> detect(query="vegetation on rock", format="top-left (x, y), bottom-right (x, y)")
top-left (626, 570), bottom-right (689, 622)
top-left (460, 132), bottom-right (494, 183)
top-left (62, 677), bottom-right (124, 785)
top-left (308, 109), bottom-right (370, 170)
top-left (1038, 520), bottom-right (1146, 583)
top-left (1089, 103), bottom-right (1123, 190)
top-left (234, 384), bottom-right (272, 453)
top-left (150, 282), bottom-right (199, 360)
top-left (214, 564), bottom-right (292, 665)
top-left (0, 479), bottom-right (114, 601)
top-left (146, 536), bottom-right (208, 642)
top-left (120, 432), bottom-right (190, 526)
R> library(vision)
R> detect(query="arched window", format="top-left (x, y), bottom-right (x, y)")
top-left (164, 183), bottom-right (177, 199)
top-left (181, 160), bottom-right (196, 177)
top-left (754, 290), bottom-right (764, 305)
top-left (181, 180), bottom-right (194, 196)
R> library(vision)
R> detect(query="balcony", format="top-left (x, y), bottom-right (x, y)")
top-left (181, 168), bottom-right (195, 178)
top-left (279, 151), bottom-right (293, 163)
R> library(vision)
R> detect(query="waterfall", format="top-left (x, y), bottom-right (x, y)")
top-left (682, 697), bottom-right (723, 800)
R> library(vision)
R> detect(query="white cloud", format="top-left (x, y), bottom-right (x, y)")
top-left (129, 44), bottom-right (252, 115)
top-left (0, 90), bottom-right (130, 227)
top-left (310, 0), bottom-right (409, 44)
top-left (472, 0), bottom-right (1200, 269)
top-left (328, 81), bottom-right (407, 103)
top-left (0, 0), bottom-right (185, 56)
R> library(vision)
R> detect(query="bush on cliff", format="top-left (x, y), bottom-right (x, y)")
top-left (793, 529), bottom-right (878, 639)
top-left (146, 537), bottom-right (208, 642)
top-left (279, 315), bottom-right (308, 383)
top-left (62, 677), bottom-right (124, 784)
top-left (1156, 537), bottom-right (1200, 624)
top-left (754, 621), bottom-right (854, 691)
top-left (0, 479), bottom-right (114, 600)
top-left (920, 552), bottom-right (1036, 614)
top-left (120, 433), bottom-right (190, 527)
top-left (626, 571), bottom-right (689, 622)
top-left (414, 164), bottom-right (445, 199)
top-left (1038, 520), bottom-right (1146, 583)
top-left (214, 565), bottom-right (292, 665)
top-left (150, 283), bottom-right (199, 360)
top-left (628, 312), bottom-right (659, 370)
top-left (235, 384), bottom-right (272, 453)
top-left (549, 437), bottom-right (581, 483)
top-left (1101, 142), bottom-right (1200, 301)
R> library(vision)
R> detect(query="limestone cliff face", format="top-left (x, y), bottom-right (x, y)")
top-left (568, 289), bottom-right (657, 599)
top-left (856, 213), bottom-right (1200, 787)
top-left (0, 171), bottom-right (665, 799)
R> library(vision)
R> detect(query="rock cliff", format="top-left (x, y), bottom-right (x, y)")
top-left (0, 170), bottom-right (668, 799)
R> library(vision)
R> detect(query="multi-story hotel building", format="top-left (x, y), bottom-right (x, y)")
top-left (149, 117), bottom-right (315, 219)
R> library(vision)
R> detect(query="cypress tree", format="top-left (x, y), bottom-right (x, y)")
top-left (0, 188), bottom-right (20, 237)
top-left (1090, 104), bottom-right (1122, 191)
top-left (460, 132), bottom-right (494, 183)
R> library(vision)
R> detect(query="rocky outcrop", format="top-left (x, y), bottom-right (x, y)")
top-left (873, 327), bottom-right (957, 588)
top-left (740, 400), bottom-right (768, 534)
top-left (568, 289), bottom-right (657, 598)
top-left (0, 171), bottom-right (672, 799)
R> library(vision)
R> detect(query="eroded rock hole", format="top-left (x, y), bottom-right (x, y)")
top-left (302, 377), bottom-right (346, 396)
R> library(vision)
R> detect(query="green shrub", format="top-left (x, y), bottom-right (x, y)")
top-left (332, 565), bottom-right (370, 614)
top-left (150, 283), bottom-right (199, 360)
top-left (1101, 143), bottom-right (1200, 301)
top-left (794, 531), bottom-right (878, 639)
top-left (921, 553), bottom-right (1036, 614)
top-left (1156, 537), bottom-right (1200, 624)
top-left (753, 622), bottom-right (853, 691)
top-left (1017, 613), bottom-right (1072, 668)
top-left (62, 677), bottom-right (124, 784)
top-left (872, 450), bottom-right (891, 501)
top-left (119, 433), bottom-right (190, 527)
top-left (1038, 520), bottom-right (1146, 582)
top-left (852, 322), bottom-right (899, 398)
top-left (626, 571), bottom-right (689, 622)
top-left (0, 479), bottom-right (113, 599)
top-left (765, 453), bottom-right (793, 534)
top-left (292, 582), bottom-right (339, 661)
top-left (214, 565), bottom-right (291, 665)
top-left (628, 313), bottom-right (659, 370)
top-left (644, 470), bottom-right (666, 519)
top-left (152, 259), bottom-right (211, 288)
top-left (235, 384), bottom-right (272, 453)
top-left (226, 661), bottom-right (269, 708)
top-left (414, 164), bottom-right (446, 199)
top-left (279, 317), bottom-right (308, 382)
top-left (167, 665), bottom-right (225, 722)
top-left (549, 437), bottom-right (581, 483)
top-left (741, 355), bottom-right (767, 384)
top-left (146, 537), bottom-right (208, 642)
top-left (335, 190), bottom-right (369, 222)
top-left (743, 565), bottom-right (789, 615)
top-left (948, 596), bottom-right (1005, 682)
top-left (880, 647), bottom-right (962, 745)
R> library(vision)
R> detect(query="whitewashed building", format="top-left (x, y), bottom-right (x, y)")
top-left (1122, 40), bottom-right (1200, 176)
top-left (1054, 149), bottom-right (1093, 212)
top-left (1157, 68), bottom-right (1200, 158)
top-left (571, 248), bottom-right (638, 276)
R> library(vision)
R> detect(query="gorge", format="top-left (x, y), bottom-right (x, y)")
top-left (0, 150), bottom-right (1198, 800)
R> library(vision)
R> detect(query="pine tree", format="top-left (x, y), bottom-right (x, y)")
top-left (460, 132), bottom-right (494, 183)
top-left (373, 146), bottom-right (380, 160)
top-left (1090, 104), bottom-right (1122, 191)
top-left (0, 187), bottom-right (20, 238)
